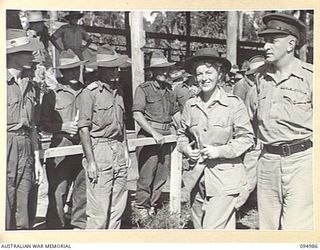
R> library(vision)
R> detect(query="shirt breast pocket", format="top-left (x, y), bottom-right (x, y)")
top-left (282, 90), bottom-right (312, 111)
top-left (54, 98), bottom-right (73, 120)
top-left (146, 94), bottom-right (162, 114)
top-left (7, 97), bottom-right (20, 124)
top-left (93, 101), bottom-right (114, 127)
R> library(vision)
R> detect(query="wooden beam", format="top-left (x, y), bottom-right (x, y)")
top-left (39, 135), bottom-right (178, 159)
top-left (146, 31), bottom-right (226, 45)
top-left (169, 143), bottom-right (182, 214)
top-left (127, 135), bottom-right (177, 151)
top-left (83, 25), bottom-right (127, 36)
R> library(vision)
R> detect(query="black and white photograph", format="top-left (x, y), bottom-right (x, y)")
top-left (2, 3), bottom-right (318, 245)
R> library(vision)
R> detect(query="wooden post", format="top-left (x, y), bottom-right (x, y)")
top-left (185, 12), bottom-right (191, 58)
top-left (298, 10), bottom-right (308, 62)
top-left (125, 12), bottom-right (131, 57)
top-left (49, 11), bottom-right (58, 73)
top-left (169, 143), bottom-right (182, 214)
top-left (226, 11), bottom-right (238, 66)
top-left (130, 11), bottom-right (145, 133)
top-left (238, 11), bottom-right (243, 41)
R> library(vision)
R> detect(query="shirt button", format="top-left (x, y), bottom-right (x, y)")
top-left (272, 101), bottom-right (276, 104)
top-left (203, 128), bottom-right (207, 132)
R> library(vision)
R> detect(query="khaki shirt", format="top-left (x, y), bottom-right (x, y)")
top-left (173, 82), bottom-right (198, 112)
top-left (78, 81), bottom-right (125, 141)
top-left (132, 80), bottom-right (178, 123)
top-left (7, 71), bottom-right (36, 132)
top-left (247, 58), bottom-right (313, 145)
top-left (40, 83), bottom-right (82, 142)
top-left (178, 88), bottom-right (254, 196)
top-left (233, 75), bottom-right (254, 102)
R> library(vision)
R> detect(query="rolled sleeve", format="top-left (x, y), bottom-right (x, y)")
top-left (132, 86), bottom-right (146, 113)
top-left (78, 89), bottom-right (94, 129)
top-left (216, 100), bottom-right (254, 159)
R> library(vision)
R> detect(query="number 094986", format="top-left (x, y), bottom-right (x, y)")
top-left (300, 244), bottom-right (318, 248)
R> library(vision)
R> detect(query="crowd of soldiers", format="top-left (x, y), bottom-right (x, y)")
top-left (6, 10), bottom-right (313, 230)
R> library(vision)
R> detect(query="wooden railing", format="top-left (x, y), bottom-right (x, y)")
top-left (39, 135), bottom-right (182, 214)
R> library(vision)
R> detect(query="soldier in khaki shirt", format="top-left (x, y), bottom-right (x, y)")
top-left (6, 29), bottom-right (44, 230)
top-left (247, 13), bottom-right (313, 230)
top-left (178, 48), bottom-right (254, 229)
top-left (78, 45), bottom-right (131, 229)
top-left (40, 50), bottom-right (87, 229)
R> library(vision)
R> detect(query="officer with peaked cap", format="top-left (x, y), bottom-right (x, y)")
top-left (247, 13), bottom-right (313, 230)
top-left (78, 45), bottom-right (131, 229)
top-left (6, 29), bottom-right (44, 230)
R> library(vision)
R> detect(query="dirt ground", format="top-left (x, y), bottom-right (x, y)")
top-left (33, 151), bottom-right (259, 230)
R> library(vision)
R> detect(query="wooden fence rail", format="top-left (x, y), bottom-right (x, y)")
top-left (39, 135), bottom-right (182, 214)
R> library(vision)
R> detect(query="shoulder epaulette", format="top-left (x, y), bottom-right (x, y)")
top-left (86, 81), bottom-right (99, 91)
top-left (226, 93), bottom-right (241, 100)
top-left (301, 62), bottom-right (313, 73)
top-left (140, 81), bottom-right (153, 88)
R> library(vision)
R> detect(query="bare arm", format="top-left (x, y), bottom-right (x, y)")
top-left (133, 111), bottom-right (164, 144)
top-left (79, 126), bottom-right (98, 183)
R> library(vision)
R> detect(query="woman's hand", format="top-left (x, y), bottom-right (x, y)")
top-left (183, 141), bottom-right (201, 161)
top-left (200, 144), bottom-right (219, 160)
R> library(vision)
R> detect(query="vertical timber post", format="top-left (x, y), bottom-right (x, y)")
top-left (226, 11), bottom-right (238, 66)
top-left (49, 11), bottom-right (58, 74)
top-left (186, 12), bottom-right (191, 58)
top-left (169, 143), bottom-right (182, 214)
top-left (130, 11), bottom-right (145, 134)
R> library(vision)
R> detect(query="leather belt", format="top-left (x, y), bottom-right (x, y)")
top-left (8, 128), bottom-right (30, 136)
top-left (148, 121), bottom-right (171, 131)
top-left (264, 139), bottom-right (312, 156)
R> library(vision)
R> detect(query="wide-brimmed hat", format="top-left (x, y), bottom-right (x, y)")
top-left (230, 64), bottom-right (240, 74)
top-left (258, 13), bottom-right (306, 40)
top-left (146, 51), bottom-right (176, 69)
top-left (245, 55), bottom-right (265, 75)
top-left (238, 60), bottom-right (250, 73)
top-left (185, 48), bottom-right (232, 73)
top-left (28, 11), bottom-right (45, 22)
top-left (6, 29), bottom-right (44, 54)
top-left (169, 69), bottom-right (192, 82)
top-left (65, 11), bottom-right (84, 21)
top-left (86, 45), bottom-right (130, 69)
top-left (56, 49), bottom-right (88, 69)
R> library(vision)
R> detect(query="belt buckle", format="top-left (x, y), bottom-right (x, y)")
top-left (281, 144), bottom-right (291, 156)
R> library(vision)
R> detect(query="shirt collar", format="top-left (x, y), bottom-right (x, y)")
top-left (193, 87), bottom-right (228, 108)
top-left (151, 80), bottom-right (171, 92)
top-left (7, 70), bottom-right (14, 83)
top-left (266, 57), bottom-right (304, 81)
top-left (56, 83), bottom-right (83, 96)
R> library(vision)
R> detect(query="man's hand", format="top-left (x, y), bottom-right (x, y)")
top-left (183, 141), bottom-right (201, 161)
top-left (62, 121), bottom-right (78, 135)
top-left (152, 131), bottom-right (165, 145)
top-left (235, 186), bottom-right (251, 211)
top-left (87, 161), bottom-right (99, 185)
top-left (200, 144), bottom-right (219, 160)
top-left (34, 159), bottom-right (43, 185)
